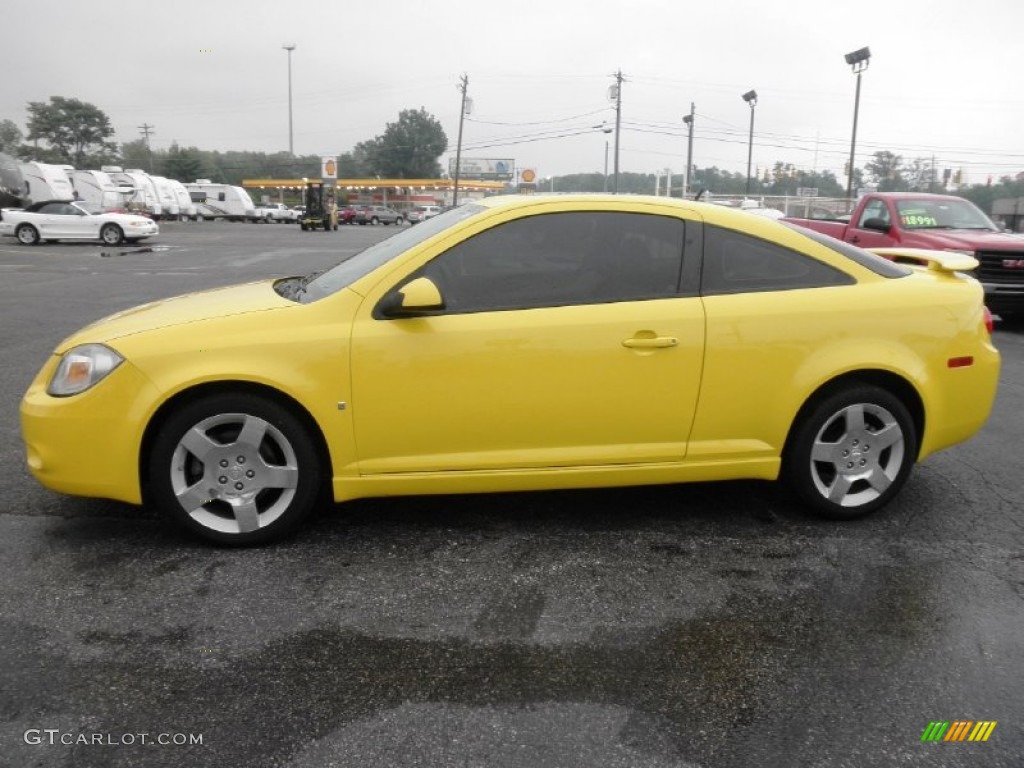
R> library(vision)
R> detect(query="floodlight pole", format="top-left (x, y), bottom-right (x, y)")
top-left (283, 44), bottom-right (296, 155)
top-left (682, 103), bottom-right (694, 198)
top-left (742, 90), bottom-right (757, 195)
top-left (845, 47), bottom-right (871, 200)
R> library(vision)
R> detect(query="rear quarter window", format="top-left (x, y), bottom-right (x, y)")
top-left (702, 225), bottom-right (855, 295)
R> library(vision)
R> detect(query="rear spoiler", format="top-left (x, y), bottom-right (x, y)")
top-left (868, 247), bottom-right (978, 273)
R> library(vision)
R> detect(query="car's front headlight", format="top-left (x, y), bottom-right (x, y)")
top-left (47, 344), bottom-right (124, 397)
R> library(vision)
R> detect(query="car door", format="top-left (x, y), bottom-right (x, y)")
top-left (55, 203), bottom-right (92, 238)
top-left (349, 209), bottom-right (706, 474)
top-left (33, 202), bottom-right (68, 238)
top-left (844, 197), bottom-right (896, 248)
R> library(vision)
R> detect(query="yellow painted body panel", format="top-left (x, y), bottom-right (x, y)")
top-left (20, 194), bottom-right (1000, 509)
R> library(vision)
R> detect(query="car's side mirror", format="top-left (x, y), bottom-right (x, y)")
top-left (378, 276), bottom-right (445, 318)
top-left (861, 217), bottom-right (891, 233)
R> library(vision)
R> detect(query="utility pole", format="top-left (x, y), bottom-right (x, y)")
top-left (138, 123), bottom-right (155, 173)
top-left (452, 73), bottom-right (469, 207)
top-left (682, 102), bottom-right (694, 198)
top-left (283, 44), bottom-right (296, 155)
top-left (611, 70), bottom-right (624, 194)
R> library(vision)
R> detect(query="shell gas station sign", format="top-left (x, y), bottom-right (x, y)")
top-left (518, 167), bottom-right (538, 193)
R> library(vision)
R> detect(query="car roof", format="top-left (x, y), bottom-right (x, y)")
top-left (25, 199), bottom-right (77, 211)
top-left (468, 193), bottom-right (798, 232)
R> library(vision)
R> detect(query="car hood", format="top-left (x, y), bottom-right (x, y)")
top-left (916, 229), bottom-right (1024, 250)
top-left (59, 279), bottom-right (295, 350)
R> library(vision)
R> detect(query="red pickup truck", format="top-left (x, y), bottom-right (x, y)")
top-left (784, 192), bottom-right (1024, 316)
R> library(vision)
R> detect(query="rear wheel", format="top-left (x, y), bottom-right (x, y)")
top-left (784, 385), bottom-right (916, 520)
top-left (16, 224), bottom-right (40, 245)
top-left (147, 392), bottom-right (324, 545)
top-left (100, 224), bottom-right (124, 245)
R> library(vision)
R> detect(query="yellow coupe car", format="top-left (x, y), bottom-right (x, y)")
top-left (21, 195), bottom-right (1000, 544)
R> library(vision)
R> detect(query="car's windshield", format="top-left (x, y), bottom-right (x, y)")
top-left (288, 204), bottom-right (483, 303)
top-left (895, 198), bottom-right (998, 231)
top-left (73, 201), bottom-right (104, 215)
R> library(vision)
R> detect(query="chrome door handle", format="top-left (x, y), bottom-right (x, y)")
top-left (622, 336), bottom-right (678, 349)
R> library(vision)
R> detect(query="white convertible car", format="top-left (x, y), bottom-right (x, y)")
top-left (0, 200), bottom-right (159, 245)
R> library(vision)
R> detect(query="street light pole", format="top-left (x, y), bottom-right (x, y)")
top-left (682, 102), bottom-right (694, 198)
top-left (282, 44), bottom-right (296, 155)
top-left (603, 140), bottom-right (609, 192)
top-left (742, 90), bottom-right (757, 195)
top-left (844, 46), bottom-right (871, 200)
top-left (594, 122), bottom-right (613, 193)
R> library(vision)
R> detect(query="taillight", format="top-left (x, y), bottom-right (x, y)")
top-left (983, 306), bottom-right (994, 335)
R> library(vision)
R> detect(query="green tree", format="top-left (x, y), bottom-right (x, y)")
top-left (0, 119), bottom-right (22, 154)
top-left (163, 142), bottom-right (206, 182)
top-left (120, 138), bottom-right (161, 173)
top-left (865, 151), bottom-right (905, 191)
top-left (361, 108), bottom-right (448, 178)
top-left (26, 97), bottom-right (119, 167)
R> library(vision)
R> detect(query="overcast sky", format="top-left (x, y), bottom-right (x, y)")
top-left (3, 0), bottom-right (1021, 184)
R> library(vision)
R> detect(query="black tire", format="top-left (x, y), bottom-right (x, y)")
top-left (16, 224), bottom-right (40, 245)
top-left (371, 216), bottom-right (379, 225)
top-left (100, 224), bottom-right (124, 245)
top-left (147, 392), bottom-right (325, 546)
top-left (784, 384), bottom-right (917, 520)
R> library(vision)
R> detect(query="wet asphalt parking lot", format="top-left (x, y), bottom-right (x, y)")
top-left (1, 220), bottom-right (1022, 767)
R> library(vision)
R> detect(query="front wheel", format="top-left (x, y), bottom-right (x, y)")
top-left (16, 224), bottom-right (40, 245)
top-left (147, 392), bottom-right (325, 545)
top-left (100, 224), bottom-right (124, 245)
top-left (784, 385), bottom-right (916, 520)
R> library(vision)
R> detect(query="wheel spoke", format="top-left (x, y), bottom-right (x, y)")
top-left (827, 473), bottom-right (854, 503)
top-left (235, 415), bottom-right (269, 450)
top-left (262, 465), bottom-right (299, 490)
top-left (811, 439), bottom-right (841, 464)
top-left (871, 423), bottom-right (902, 451)
top-left (868, 468), bottom-right (893, 493)
top-left (232, 499), bottom-right (260, 533)
top-left (844, 404), bottom-right (866, 435)
top-left (177, 482), bottom-right (211, 513)
top-left (179, 427), bottom-right (218, 461)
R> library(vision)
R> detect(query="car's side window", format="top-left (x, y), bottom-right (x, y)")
top-left (701, 225), bottom-right (854, 296)
top-left (413, 211), bottom-right (686, 314)
top-left (857, 199), bottom-right (890, 228)
top-left (39, 203), bottom-right (65, 214)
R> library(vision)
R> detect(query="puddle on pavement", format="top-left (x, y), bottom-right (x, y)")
top-left (99, 244), bottom-right (175, 258)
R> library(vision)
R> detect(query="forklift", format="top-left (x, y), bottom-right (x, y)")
top-left (298, 181), bottom-right (338, 231)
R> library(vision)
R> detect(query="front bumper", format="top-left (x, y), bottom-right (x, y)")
top-left (20, 356), bottom-right (160, 504)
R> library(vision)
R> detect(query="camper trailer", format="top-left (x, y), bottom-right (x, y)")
top-left (19, 162), bottom-right (75, 204)
top-left (150, 176), bottom-right (181, 219)
top-left (184, 180), bottom-right (256, 221)
top-left (166, 179), bottom-right (197, 220)
top-left (103, 167), bottom-right (162, 218)
top-left (68, 170), bottom-right (129, 209)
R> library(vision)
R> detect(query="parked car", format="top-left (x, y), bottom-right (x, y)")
top-left (784, 192), bottom-right (1024, 316)
top-left (407, 204), bottom-right (442, 223)
top-left (20, 195), bottom-right (999, 545)
top-left (0, 200), bottom-right (159, 245)
top-left (262, 203), bottom-right (299, 223)
top-left (355, 205), bottom-right (403, 225)
top-left (339, 205), bottom-right (358, 224)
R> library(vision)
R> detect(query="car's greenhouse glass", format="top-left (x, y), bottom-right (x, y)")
top-left (74, 202), bottom-right (104, 215)
top-left (894, 198), bottom-right (998, 231)
top-left (781, 222), bottom-right (912, 278)
top-left (416, 211), bottom-right (686, 312)
top-left (300, 204), bottom-right (482, 302)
